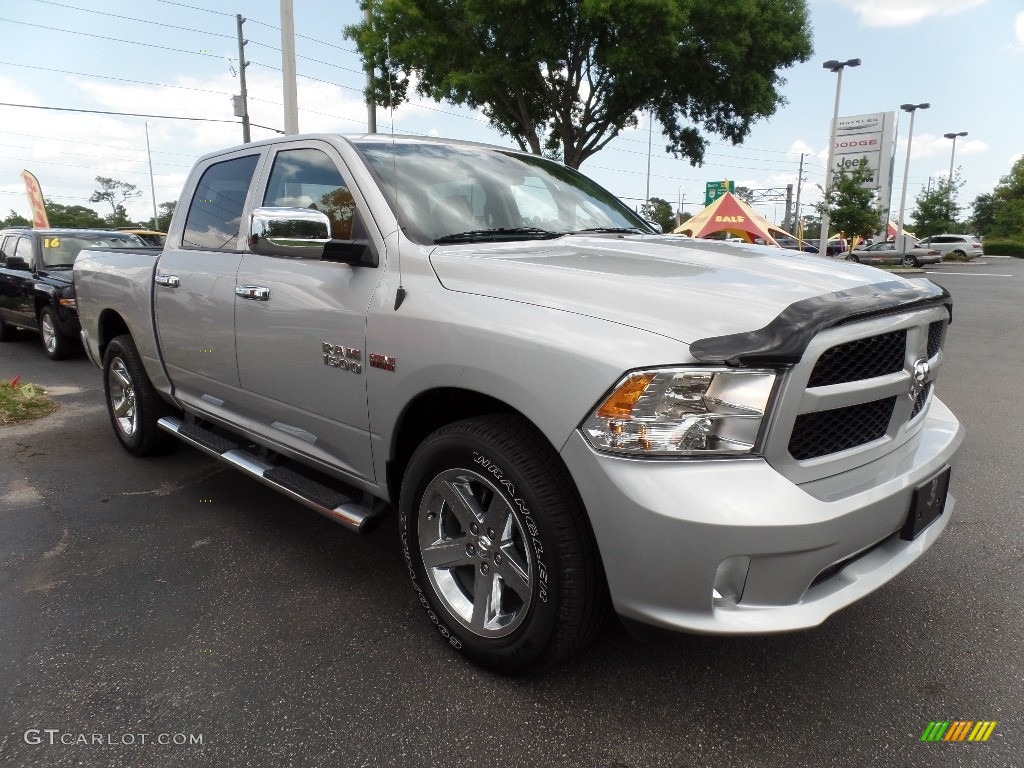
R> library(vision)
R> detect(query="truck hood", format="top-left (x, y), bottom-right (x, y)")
top-left (428, 236), bottom-right (902, 346)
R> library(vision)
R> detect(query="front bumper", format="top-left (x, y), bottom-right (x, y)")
top-left (560, 396), bottom-right (963, 635)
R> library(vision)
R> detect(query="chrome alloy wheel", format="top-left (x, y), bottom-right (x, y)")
top-left (108, 356), bottom-right (138, 437)
top-left (41, 312), bottom-right (57, 354)
top-left (417, 468), bottom-right (534, 638)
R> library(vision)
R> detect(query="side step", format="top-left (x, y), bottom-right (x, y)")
top-left (157, 416), bottom-right (388, 534)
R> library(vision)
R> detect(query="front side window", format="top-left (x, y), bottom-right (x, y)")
top-left (263, 148), bottom-right (355, 240)
top-left (14, 236), bottom-right (33, 264)
top-left (182, 154), bottom-right (260, 250)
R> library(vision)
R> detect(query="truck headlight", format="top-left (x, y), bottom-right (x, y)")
top-left (581, 368), bottom-right (777, 456)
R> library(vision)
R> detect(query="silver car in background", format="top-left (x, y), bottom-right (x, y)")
top-left (916, 234), bottom-right (984, 259)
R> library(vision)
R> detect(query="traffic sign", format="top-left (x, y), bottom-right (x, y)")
top-left (704, 180), bottom-right (735, 206)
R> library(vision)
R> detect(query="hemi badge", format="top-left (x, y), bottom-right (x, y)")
top-left (369, 353), bottom-right (396, 372)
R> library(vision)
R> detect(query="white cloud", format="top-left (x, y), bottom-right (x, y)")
top-left (1017, 12), bottom-right (1024, 44)
top-left (909, 133), bottom-right (989, 160)
top-left (834, 0), bottom-right (987, 27)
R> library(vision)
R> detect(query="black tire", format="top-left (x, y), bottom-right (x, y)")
top-left (39, 305), bottom-right (73, 360)
top-left (102, 334), bottom-right (174, 456)
top-left (950, 249), bottom-right (966, 259)
top-left (0, 315), bottom-right (16, 342)
top-left (845, 254), bottom-right (859, 262)
top-left (901, 254), bottom-right (918, 267)
top-left (400, 414), bottom-right (608, 674)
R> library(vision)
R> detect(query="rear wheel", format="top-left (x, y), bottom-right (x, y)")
top-left (400, 414), bottom-right (607, 673)
top-left (102, 334), bottom-right (174, 455)
top-left (901, 254), bottom-right (919, 267)
top-left (950, 249), bottom-right (966, 259)
top-left (39, 306), bottom-right (72, 360)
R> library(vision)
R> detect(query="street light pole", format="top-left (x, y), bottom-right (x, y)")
top-left (676, 185), bottom-right (685, 229)
top-left (819, 57), bottom-right (860, 255)
top-left (943, 130), bottom-right (967, 202)
top-left (896, 102), bottom-right (930, 251)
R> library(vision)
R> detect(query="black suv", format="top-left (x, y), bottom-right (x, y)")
top-left (0, 228), bottom-right (146, 359)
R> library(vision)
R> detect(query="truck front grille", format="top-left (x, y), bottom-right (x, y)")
top-left (764, 303), bottom-right (951, 482)
top-left (807, 330), bottom-right (906, 387)
top-left (788, 397), bottom-right (897, 460)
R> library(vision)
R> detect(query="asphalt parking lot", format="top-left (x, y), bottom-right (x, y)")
top-left (1, 258), bottom-right (1022, 767)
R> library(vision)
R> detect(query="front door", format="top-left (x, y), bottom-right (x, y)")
top-left (233, 143), bottom-right (384, 482)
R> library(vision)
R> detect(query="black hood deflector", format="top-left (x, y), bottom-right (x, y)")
top-left (689, 280), bottom-right (952, 366)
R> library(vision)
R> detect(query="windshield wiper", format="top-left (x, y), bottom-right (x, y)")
top-left (42, 264), bottom-right (74, 271)
top-left (570, 227), bottom-right (646, 235)
top-left (434, 227), bottom-right (563, 244)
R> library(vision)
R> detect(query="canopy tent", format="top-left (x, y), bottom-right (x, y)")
top-left (671, 192), bottom-right (788, 246)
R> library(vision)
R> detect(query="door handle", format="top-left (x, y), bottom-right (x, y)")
top-left (154, 274), bottom-right (180, 288)
top-left (235, 285), bottom-right (271, 301)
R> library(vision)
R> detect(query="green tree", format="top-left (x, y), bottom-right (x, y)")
top-left (814, 160), bottom-right (884, 254)
top-left (0, 210), bottom-right (30, 228)
top-left (733, 186), bottom-right (756, 205)
top-left (968, 192), bottom-right (998, 237)
top-left (642, 197), bottom-right (675, 233)
top-left (156, 201), bottom-right (176, 231)
top-left (910, 173), bottom-right (963, 238)
top-left (346, 0), bottom-right (812, 169)
top-left (43, 199), bottom-right (106, 228)
top-left (984, 156), bottom-right (1024, 238)
top-left (89, 176), bottom-right (142, 226)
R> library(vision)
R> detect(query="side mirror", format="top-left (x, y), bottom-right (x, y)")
top-left (5, 256), bottom-right (30, 271)
top-left (643, 218), bottom-right (663, 233)
top-left (248, 207), bottom-right (375, 266)
top-left (249, 207), bottom-right (331, 259)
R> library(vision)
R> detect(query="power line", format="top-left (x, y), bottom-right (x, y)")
top-left (0, 102), bottom-right (283, 133)
top-left (0, 61), bottom-right (231, 98)
top-left (25, 0), bottom-right (236, 40)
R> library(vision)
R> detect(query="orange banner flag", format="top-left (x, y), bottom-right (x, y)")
top-left (20, 170), bottom-right (50, 229)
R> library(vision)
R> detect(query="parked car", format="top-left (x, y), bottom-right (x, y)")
top-left (776, 237), bottom-right (820, 253)
top-left (0, 228), bottom-right (147, 359)
top-left (915, 234), bottom-right (983, 259)
top-left (848, 241), bottom-right (942, 267)
top-left (115, 228), bottom-right (167, 247)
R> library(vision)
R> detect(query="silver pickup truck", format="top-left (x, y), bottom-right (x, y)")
top-left (75, 134), bottom-right (963, 673)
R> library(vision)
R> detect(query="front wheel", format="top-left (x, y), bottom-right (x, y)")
top-left (102, 334), bottom-right (174, 455)
top-left (901, 254), bottom-right (919, 267)
top-left (400, 414), bottom-right (607, 673)
top-left (39, 306), bottom-right (72, 360)
top-left (845, 254), bottom-right (859, 262)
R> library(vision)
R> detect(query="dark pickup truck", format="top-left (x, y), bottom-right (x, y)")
top-left (0, 228), bottom-right (146, 359)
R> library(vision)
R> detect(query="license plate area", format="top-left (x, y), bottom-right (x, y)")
top-left (901, 467), bottom-right (951, 540)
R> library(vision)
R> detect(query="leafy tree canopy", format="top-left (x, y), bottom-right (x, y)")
top-left (90, 176), bottom-right (142, 227)
top-left (815, 160), bottom-right (883, 252)
top-left (0, 210), bottom-right (30, 228)
top-left (642, 196), bottom-right (675, 233)
top-left (156, 201), bottom-right (176, 231)
top-left (346, 0), bottom-right (812, 169)
top-left (910, 173), bottom-right (963, 239)
top-left (972, 156), bottom-right (1024, 238)
top-left (43, 199), bottom-right (107, 228)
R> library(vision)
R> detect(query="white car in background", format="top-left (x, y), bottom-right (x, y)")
top-left (915, 234), bottom-right (984, 259)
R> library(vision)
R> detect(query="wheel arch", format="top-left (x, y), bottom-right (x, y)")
top-left (387, 388), bottom-right (570, 509)
top-left (96, 308), bottom-right (131, 359)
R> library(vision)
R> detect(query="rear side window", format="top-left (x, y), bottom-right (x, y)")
top-left (182, 154), bottom-right (259, 250)
top-left (0, 235), bottom-right (16, 262)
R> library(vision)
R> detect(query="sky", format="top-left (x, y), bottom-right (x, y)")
top-left (0, 0), bottom-right (1021, 230)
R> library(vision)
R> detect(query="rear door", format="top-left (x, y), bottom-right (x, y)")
top-left (232, 141), bottom-right (385, 481)
top-left (0, 235), bottom-right (38, 327)
top-left (154, 148), bottom-right (265, 411)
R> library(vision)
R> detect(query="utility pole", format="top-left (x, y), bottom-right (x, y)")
top-left (144, 121), bottom-right (158, 230)
top-left (793, 153), bottom-right (805, 239)
top-left (235, 14), bottom-right (251, 143)
top-left (783, 183), bottom-right (794, 231)
top-left (280, 0), bottom-right (299, 134)
top-left (365, 5), bottom-right (376, 133)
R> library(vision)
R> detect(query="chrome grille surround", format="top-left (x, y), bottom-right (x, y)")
top-left (763, 304), bottom-right (950, 485)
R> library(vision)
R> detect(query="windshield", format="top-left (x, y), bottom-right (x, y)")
top-left (40, 233), bottom-right (146, 268)
top-left (353, 140), bottom-right (652, 244)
